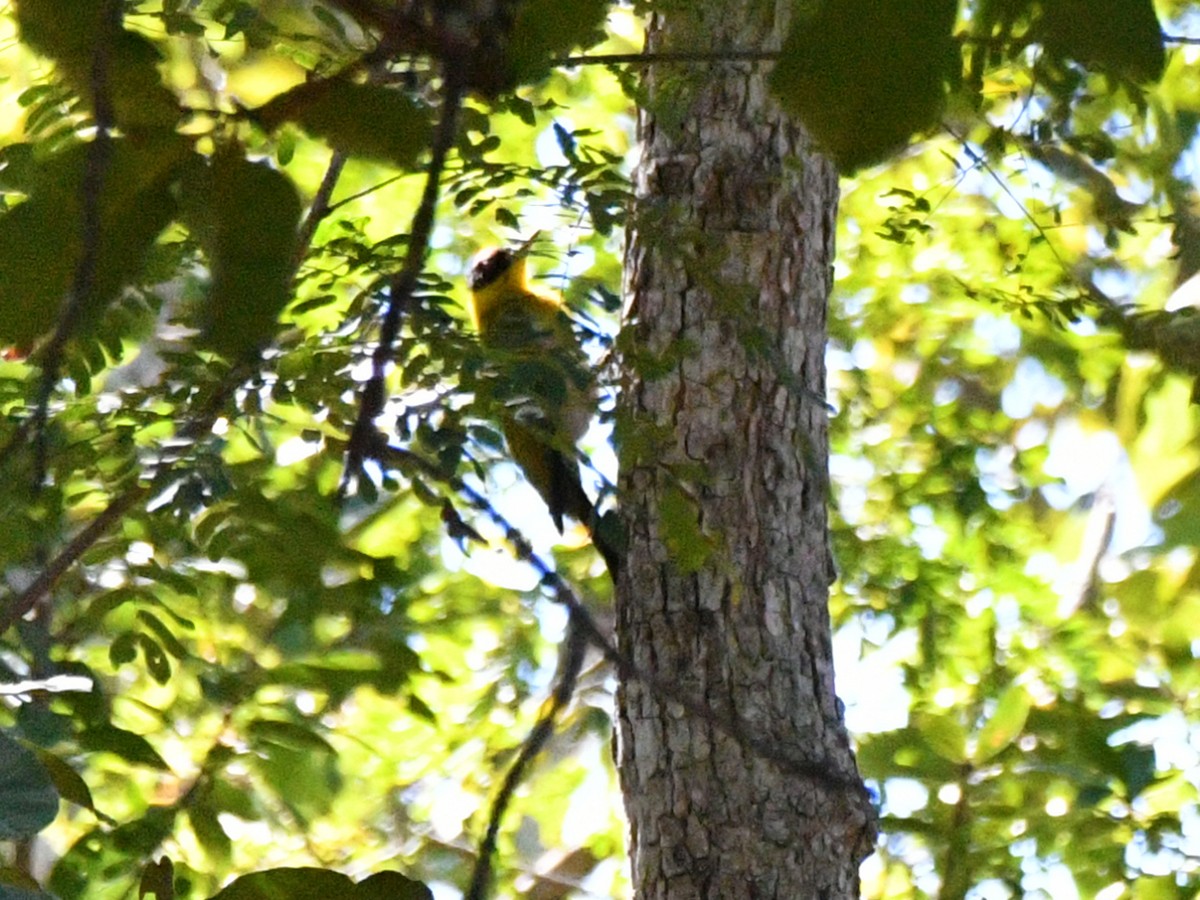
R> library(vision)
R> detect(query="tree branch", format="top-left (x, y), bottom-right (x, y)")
top-left (377, 443), bottom-right (871, 795)
top-left (340, 65), bottom-right (464, 492)
top-left (31, 0), bottom-right (121, 487)
top-left (295, 150), bottom-right (348, 265)
top-left (465, 614), bottom-right (588, 900)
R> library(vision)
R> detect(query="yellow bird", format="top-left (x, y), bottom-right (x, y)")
top-left (467, 234), bottom-right (620, 577)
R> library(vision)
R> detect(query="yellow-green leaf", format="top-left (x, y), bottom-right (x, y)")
top-left (914, 711), bottom-right (968, 764)
top-left (975, 685), bottom-right (1030, 763)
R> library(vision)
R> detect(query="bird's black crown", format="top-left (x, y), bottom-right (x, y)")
top-left (468, 248), bottom-right (515, 291)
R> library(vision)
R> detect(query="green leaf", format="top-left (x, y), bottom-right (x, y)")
top-left (136, 633), bottom-right (173, 684)
top-left (16, 0), bottom-right (181, 128)
top-left (79, 724), bottom-right (170, 771)
top-left (914, 712), bottom-right (968, 764)
top-left (354, 871), bottom-right (433, 900)
top-left (507, 0), bottom-right (609, 84)
top-left (250, 738), bottom-right (341, 824)
top-left (32, 747), bottom-right (102, 818)
top-left (209, 779), bottom-right (259, 821)
top-left (209, 868), bottom-right (354, 900)
top-left (110, 631), bottom-right (138, 666)
top-left (245, 719), bottom-right (335, 754)
top-left (974, 685), bottom-right (1030, 762)
top-left (770, 0), bottom-right (959, 172)
top-left (208, 869), bottom-right (431, 900)
top-left (139, 856), bottom-right (175, 900)
top-left (187, 802), bottom-right (232, 861)
top-left (180, 150), bottom-right (301, 359)
top-left (136, 610), bottom-right (188, 660)
top-left (1041, 0), bottom-right (1165, 82)
top-left (1153, 469), bottom-right (1200, 547)
top-left (0, 732), bottom-right (59, 839)
top-left (0, 136), bottom-right (188, 346)
top-left (1117, 742), bottom-right (1157, 799)
top-left (251, 79), bottom-right (432, 168)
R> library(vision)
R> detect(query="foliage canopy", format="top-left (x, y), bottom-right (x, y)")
top-left (0, 0), bottom-right (1199, 898)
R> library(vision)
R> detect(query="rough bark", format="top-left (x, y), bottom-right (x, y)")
top-left (615, 1), bottom-right (878, 897)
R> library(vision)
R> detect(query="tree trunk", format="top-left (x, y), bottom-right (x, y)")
top-left (615, 1), bottom-right (878, 897)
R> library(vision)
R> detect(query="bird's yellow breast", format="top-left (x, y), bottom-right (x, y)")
top-left (468, 250), bottom-right (592, 445)
top-left (469, 256), bottom-right (564, 342)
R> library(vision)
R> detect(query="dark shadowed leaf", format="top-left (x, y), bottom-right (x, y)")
top-left (0, 135), bottom-right (188, 346)
top-left (180, 151), bottom-right (301, 359)
top-left (16, 0), bottom-right (181, 128)
top-left (208, 867), bottom-right (354, 900)
top-left (139, 856), bottom-right (175, 900)
top-left (354, 871), bottom-right (434, 900)
top-left (252, 79), bottom-right (432, 168)
top-left (1041, 0), bottom-right (1165, 82)
top-left (507, 0), bottom-right (609, 84)
top-left (770, 0), bottom-right (959, 172)
top-left (0, 731), bottom-right (59, 839)
top-left (79, 724), bottom-right (170, 771)
top-left (32, 747), bottom-right (101, 818)
top-left (188, 802), bottom-right (232, 861)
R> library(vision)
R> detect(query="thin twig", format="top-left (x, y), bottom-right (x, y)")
top-left (0, 487), bottom-right (144, 635)
top-left (341, 65), bottom-right (465, 491)
top-left (295, 150), bottom-right (348, 265)
top-left (376, 439), bottom-right (870, 896)
top-left (31, 0), bottom-right (121, 487)
top-left (465, 614), bottom-right (588, 900)
top-left (560, 32), bottom-right (1200, 69)
top-left (0, 374), bottom-right (239, 635)
top-left (325, 172), bottom-right (406, 215)
top-left (559, 48), bottom-right (778, 67)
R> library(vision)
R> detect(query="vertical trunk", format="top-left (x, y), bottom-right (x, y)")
top-left (615, 1), bottom-right (877, 897)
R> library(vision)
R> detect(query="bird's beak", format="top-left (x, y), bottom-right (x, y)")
top-left (513, 231), bottom-right (541, 258)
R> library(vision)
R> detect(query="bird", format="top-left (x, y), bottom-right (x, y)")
top-left (467, 233), bottom-right (621, 578)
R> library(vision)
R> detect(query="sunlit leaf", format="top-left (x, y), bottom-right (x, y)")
top-left (974, 685), bottom-right (1030, 763)
top-left (914, 712), bottom-right (968, 764)
top-left (245, 719), bottom-right (334, 754)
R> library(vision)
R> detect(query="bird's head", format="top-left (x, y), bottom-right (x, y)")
top-left (468, 232), bottom-right (540, 293)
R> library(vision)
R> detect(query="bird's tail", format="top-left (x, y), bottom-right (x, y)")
top-left (548, 452), bottom-right (624, 580)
